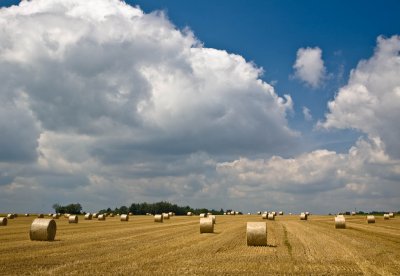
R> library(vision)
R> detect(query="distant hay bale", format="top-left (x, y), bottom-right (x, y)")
top-left (84, 213), bottom-right (92, 220)
top-left (210, 215), bottom-right (216, 224)
top-left (289, 213), bottom-right (292, 215)
top-left (300, 212), bottom-right (308, 220)
top-left (68, 215), bottom-right (78, 224)
top-left (247, 212), bottom-right (251, 215)
top-left (351, 212), bottom-right (356, 216)
top-left (200, 217), bottom-right (214, 233)
top-left (168, 212), bottom-right (173, 217)
top-left (109, 213), bottom-right (114, 217)
top-left (63, 214), bottom-right (69, 218)
top-left (92, 213), bottom-right (98, 218)
top-left (129, 212), bottom-right (133, 216)
top-left (163, 213), bottom-right (170, 220)
top-left (7, 214), bottom-right (14, 219)
top-left (335, 216), bottom-right (346, 229)
top-left (383, 214), bottom-right (390, 220)
top-left (187, 212), bottom-right (193, 216)
top-left (30, 218), bottom-right (56, 241)
top-left (246, 222), bottom-right (267, 246)
top-left (120, 214), bottom-right (129, 221)
top-left (154, 214), bottom-right (163, 223)
top-left (367, 215), bottom-right (375, 223)
top-left (14, 214), bottom-right (18, 218)
top-left (199, 213), bottom-right (207, 218)
top-left (279, 211), bottom-right (283, 215)
top-left (207, 212), bottom-right (212, 216)
top-left (38, 214), bottom-right (44, 218)
top-left (0, 217), bottom-right (7, 226)
top-left (25, 213), bottom-right (30, 217)
top-left (98, 214), bottom-right (106, 221)
top-left (271, 211), bottom-right (277, 216)
top-left (389, 212), bottom-right (395, 218)
top-left (262, 213), bottom-right (268, 220)
top-left (52, 214), bottom-right (60, 219)
top-left (305, 212), bottom-right (310, 216)
top-left (267, 213), bottom-right (275, 220)
top-left (48, 213), bottom-right (53, 217)
top-left (235, 211), bottom-right (239, 215)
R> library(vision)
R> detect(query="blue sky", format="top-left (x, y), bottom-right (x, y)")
top-left (0, 0), bottom-right (399, 213)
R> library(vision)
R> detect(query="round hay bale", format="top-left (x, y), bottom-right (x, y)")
top-left (163, 213), bottom-right (170, 220)
top-left (235, 211), bottom-right (239, 215)
top-left (289, 213), bottom-right (292, 215)
top-left (109, 213), bottom-right (114, 217)
top-left (200, 217), bottom-right (214, 233)
top-left (154, 214), bottom-right (163, 222)
top-left (210, 215), bottom-right (216, 224)
top-left (68, 215), bottom-right (78, 224)
top-left (63, 214), bottom-right (70, 218)
top-left (84, 213), bottom-right (92, 220)
top-left (7, 214), bottom-right (14, 219)
top-left (305, 212), bottom-right (310, 216)
top-left (0, 217), bottom-right (7, 226)
top-left (168, 212), bottom-right (174, 217)
top-left (199, 213), bottom-right (207, 218)
top-left (271, 211), bottom-right (277, 216)
top-left (98, 214), bottom-right (106, 221)
top-left (267, 213), bottom-right (275, 220)
top-left (383, 214), bottom-right (389, 220)
top-left (25, 213), bottom-right (30, 217)
top-left (92, 213), bottom-right (98, 218)
top-left (279, 211), bottom-right (284, 215)
top-left (335, 216), bottom-right (346, 229)
top-left (223, 212), bottom-right (226, 215)
top-left (30, 218), bottom-right (56, 241)
top-left (37, 214), bottom-right (44, 218)
top-left (128, 212), bottom-right (133, 216)
top-left (367, 215), bottom-right (375, 223)
top-left (52, 214), bottom-right (60, 219)
top-left (207, 212), bottom-right (212, 216)
top-left (351, 212), bottom-right (356, 216)
top-left (246, 222), bottom-right (267, 246)
top-left (262, 213), bottom-right (268, 219)
top-left (257, 211), bottom-right (262, 215)
top-left (389, 212), bottom-right (395, 218)
top-left (187, 212), bottom-right (193, 216)
top-left (300, 212), bottom-right (308, 220)
top-left (120, 214), bottom-right (129, 221)
top-left (48, 213), bottom-right (53, 217)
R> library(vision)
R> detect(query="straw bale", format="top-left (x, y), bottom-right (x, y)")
top-left (30, 218), bottom-right (56, 241)
top-left (246, 222), bottom-right (267, 246)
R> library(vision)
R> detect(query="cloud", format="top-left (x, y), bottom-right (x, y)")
top-left (302, 106), bottom-right (312, 121)
top-left (0, 0), bottom-right (298, 212)
top-left (216, 137), bottom-right (400, 212)
top-left (293, 47), bottom-right (327, 88)
top-left (320, 35), bottom-right (400, 158)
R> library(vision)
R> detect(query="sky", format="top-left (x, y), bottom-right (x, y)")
top-left (0, 0), bottom-right (399, 214)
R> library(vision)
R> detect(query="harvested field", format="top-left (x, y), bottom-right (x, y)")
top-left (0, 215), bottom-right (399, 275)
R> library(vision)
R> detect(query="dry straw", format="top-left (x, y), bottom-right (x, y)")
top-left (187, 212), bottom-right (193, 216)
top-left (30, 218), bottom-right (56, 241)
top-left (120, 214), bottom-right (129, 221)
top-left (84, 213), bottom-right (92, 220)
top-left (335, 216), bottom-right (346, 229)
top-left (389, 212), bottom-right (395, 218)
top-left (300, 212), bottom-right (308, 220)
top-left (383, 214), bottom-right (390, 220)
top-left (367, 215), bottom-right (375, 223)
top-left (154, 214), bottom-right (163, 223)
top-left (68, 215), bottom-right (78, 224)
top-left (0, 217), bottom-right (7, 226)
top-left (262, 213), bottom-right (268, 219)
top-left (7, 214), bottom-right (14, 219)
top-left (246, 222), bottom-right (267, 246)
top-left (200, 217), bottom-right (214, 233)
top-left (199, 213), bottom-right (207, 218)
top-left (267, 213), bottom-right (275, 220)
top-left (98, 214), bottom-right (106, 221)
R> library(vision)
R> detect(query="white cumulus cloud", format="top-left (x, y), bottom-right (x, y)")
top-left (320, 35), bottom-right (400, 158)
top-left (293, 47), bottom-right (327, 88)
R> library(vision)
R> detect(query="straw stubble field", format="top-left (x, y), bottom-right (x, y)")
top-left (0, 214), bottom-right (399, 275)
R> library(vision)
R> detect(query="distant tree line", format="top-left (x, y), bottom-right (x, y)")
top-left (98, 201), bottom-right (226, 215)
top-left (52, 203), bottom-right (82, 214)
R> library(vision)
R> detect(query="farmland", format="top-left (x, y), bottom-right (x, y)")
top-left (0, 214), bottom-right (399, 275)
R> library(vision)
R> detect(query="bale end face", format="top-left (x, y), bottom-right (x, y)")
top-left (30, 218), bottom-right (56, 241)
top-left (246, 222), bottom-right (267, 246)
top-left (200, 217), bottom-right (214, 233)
top-left (335, 216), bottom-right (346, 229)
